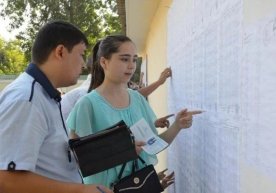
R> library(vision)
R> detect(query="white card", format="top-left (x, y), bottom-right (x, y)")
top-left (130, 118), bottom-right (168, 155)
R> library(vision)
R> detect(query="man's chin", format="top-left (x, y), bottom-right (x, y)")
top-left (65, 79), bottom-right (78, 87)
top-left (72, 79), bottom-right (79, 85)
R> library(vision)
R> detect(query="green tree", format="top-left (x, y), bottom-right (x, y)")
top-left (0, 37), bottom-right (27, 74)
top-left (0, 0), bottom-right (122, 63)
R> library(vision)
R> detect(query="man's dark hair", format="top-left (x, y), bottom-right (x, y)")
top-left (32, 20), bottom-right (88, 64)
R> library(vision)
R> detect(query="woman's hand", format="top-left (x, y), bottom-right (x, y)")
top-left (159, 109), bottom-right (203, 144)
top-left (175, 109), bottom-right (203, 130)
top-left (135, 140), bottom-right (146, 155)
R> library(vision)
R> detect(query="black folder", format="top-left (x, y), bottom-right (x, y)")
top-left (69, 120), bottom-right (138, 177)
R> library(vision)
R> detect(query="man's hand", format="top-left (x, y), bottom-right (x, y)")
top-left (84, 185), bottom-right (114, 193)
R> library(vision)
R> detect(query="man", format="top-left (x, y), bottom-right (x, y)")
top-left (0, 21), bottom-right (112, 193)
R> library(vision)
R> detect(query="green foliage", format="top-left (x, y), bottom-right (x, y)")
top-left (0, 37), bottom-right (27, 74)
top-left (0, 0), bottom-right (122, 65)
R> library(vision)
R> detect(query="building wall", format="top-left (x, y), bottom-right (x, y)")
top-left (241, 1), bottom-right (276, 192)
top-left (141, 0), bottom-right (276, 193)
top-left (141, 0), bottom-right (173, 185)
top-left (145, 0), bottom-right (172, 115)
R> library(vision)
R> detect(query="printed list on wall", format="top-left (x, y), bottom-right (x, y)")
top-left (167, 0), bottom-right (276, 193)
top-left (241, 13), bottom-right (276, 179)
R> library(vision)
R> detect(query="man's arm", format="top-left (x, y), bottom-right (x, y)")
top-left (0, 170), bottom-right (113, 193)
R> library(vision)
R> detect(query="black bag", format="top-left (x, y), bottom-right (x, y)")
top-left (69, 120), bottom-right (138, 177)
top-left (113, 157), bottom-right (164, 193)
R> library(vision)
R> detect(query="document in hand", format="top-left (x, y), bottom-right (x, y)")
top-left (69, 120), bottom-right (138, 177)
top-left (130, 118), bottom-right (168, 155)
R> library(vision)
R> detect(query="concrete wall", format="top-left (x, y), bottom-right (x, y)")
top-left (144, 0), bottom-right (276, 193)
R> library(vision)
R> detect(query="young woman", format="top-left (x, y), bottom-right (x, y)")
top-left (66, 35), bottom-right (201, 188)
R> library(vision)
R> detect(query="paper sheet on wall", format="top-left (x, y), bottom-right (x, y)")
top-left (241, 13), bottom-right (276, 179)
top-left (167, 1), bottom-right (243, 193)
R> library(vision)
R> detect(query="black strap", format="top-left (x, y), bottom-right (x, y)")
top-left (117, 156), bottom-right (147, 180)
top-left (132, 160), bottom-right (137, 173)
top-left (118, 163), bottom-right (127, 180)
top-left (58, 102), bottom-right (69, 137)
top-left (138, 156), bottom-right (146, 165)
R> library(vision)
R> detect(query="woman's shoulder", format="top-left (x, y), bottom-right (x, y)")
top-left (82, 89), bottom-right (99, 100)
top-left (78, 89), bottom-right (105, 107)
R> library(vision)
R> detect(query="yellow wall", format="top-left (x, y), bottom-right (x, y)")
top-left (144, 0), bottom-right (172, 118)
top-left (141, 0), bottom-right (172, 180)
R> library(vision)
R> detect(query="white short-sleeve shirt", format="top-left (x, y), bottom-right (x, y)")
top-left (0, 64), bottom-right (82, 183)
top-left (61, 74), bottom-right (91, 121)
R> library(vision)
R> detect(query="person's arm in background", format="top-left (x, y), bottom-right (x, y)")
top-left (138, 67), bottom-right (172, 97)
top-left (154, 114), bottom-right (174, 128)
top-left (0, 171), bottom-right (113, 193)
top-left (158, 169), bottom-right (175, 190)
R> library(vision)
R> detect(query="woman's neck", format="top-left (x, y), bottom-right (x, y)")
top-left (96, 82), bottom-right (130, 108)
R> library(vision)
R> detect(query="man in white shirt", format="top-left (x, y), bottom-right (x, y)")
top-left (0, 20), bottom-right (112, 193)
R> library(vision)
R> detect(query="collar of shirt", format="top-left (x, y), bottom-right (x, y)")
top-left (25, 63), bottom-right (61, 102)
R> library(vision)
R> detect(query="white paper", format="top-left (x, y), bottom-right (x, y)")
top-left (130, 119), bottom-right (168, 155)
top-left (168, 1), bottom-right (242, 193)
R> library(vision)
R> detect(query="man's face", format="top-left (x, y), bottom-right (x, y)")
top-left (62, 42), bottom-right (86, 87)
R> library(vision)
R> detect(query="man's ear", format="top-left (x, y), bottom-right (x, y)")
top-left (55, 45), bottom-right (65, 59)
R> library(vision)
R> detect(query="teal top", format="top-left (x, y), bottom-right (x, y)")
top-left (66, 89), bottom-right (158, 187)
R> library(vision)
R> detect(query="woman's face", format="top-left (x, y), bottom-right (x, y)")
top-left (101, 41), bottom-right (138, 84)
